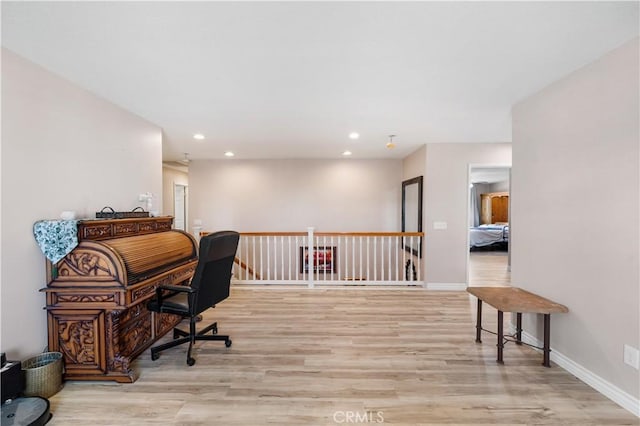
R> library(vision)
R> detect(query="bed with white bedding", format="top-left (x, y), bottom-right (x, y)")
top-left (469, 224), bottom-right (509, 250)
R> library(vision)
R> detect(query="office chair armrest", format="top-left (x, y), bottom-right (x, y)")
top-left (153, 284), bottom-right (196, 305)
top-left (157, 284), bottom-right (197, 293)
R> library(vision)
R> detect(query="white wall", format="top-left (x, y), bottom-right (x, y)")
top-left (424, 143), bottom-right (512, 285)
top-left (402, 145), bottom-right (426, 181)
top-left (1, 49), bottom-right (163, 359)
top-left (188, 159), bottom-right (402, 233)
top-left (489, 180), bottom-right (509, 193)
top-left (512, 38), bottom-right (639, 401)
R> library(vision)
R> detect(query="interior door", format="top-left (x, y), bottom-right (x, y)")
top-left (174, 184), bottom-right (187, 231)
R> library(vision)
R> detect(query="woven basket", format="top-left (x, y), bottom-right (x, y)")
top-left (22, 352), bottom-right (64, 399)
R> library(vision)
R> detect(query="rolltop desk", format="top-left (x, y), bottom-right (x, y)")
top-left (42, 217), bottom-right (198, 382)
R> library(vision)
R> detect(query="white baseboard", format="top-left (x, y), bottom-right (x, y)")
top-left (425, 282), bottom-right (467, 291)
top-left (518, 330), bottom-right (640, 417)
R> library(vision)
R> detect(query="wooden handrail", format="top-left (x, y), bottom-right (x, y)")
top-left (233, 232), bottom-right (306, 237)
top-left (314, 232), bottom-right (424, 237)
top-left (201, 231), bottom-right (425, 237)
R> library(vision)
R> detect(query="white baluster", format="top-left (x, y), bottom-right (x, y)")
top-left (358, 236), bottom-right (362, 282)
top-left (252, 236), bottom-right (256, 281)
top-left (353, 236), bottom-right (357, 281)
top-left (416, 237), bottom-right (426, 285)
top-left (337, 236), bottom-right (341, 280)
top-left (330, 236), bottom-right (335, 281)
top-left (287, 236), bottom-right (291, 280)
top-left (402, 236), bottom-right (406, 282)
top-left (388, 236), bottom-right (392, 282)
top-left (395, 236), bottom-right (399, 282)
top-left (365, 236), bottom-right (370, 282)
top-left (373, 237), bottom-right (377, 281)
top-left (259, 236), bottom-right (263, 281)
top-left (307, 227), bottom-right (314, 288)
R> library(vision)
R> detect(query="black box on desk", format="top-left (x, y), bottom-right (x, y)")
top-left (1, 360), bottom-right (25, 402)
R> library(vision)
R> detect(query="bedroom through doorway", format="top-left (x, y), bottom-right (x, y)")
top-left (467, 166), bottom-right (511, 287)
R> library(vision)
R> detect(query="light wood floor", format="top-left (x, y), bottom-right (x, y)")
top-left (45, 254), bottom-right (636, 425)
top-left (469, 251), bottom-right (511, 287)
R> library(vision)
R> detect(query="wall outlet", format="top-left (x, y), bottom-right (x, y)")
top-left (433, 221), bottom-right (448, 230)
top-left (623, 344), bottom-right (639, 369)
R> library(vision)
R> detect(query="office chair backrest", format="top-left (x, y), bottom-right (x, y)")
top-left (189, 230), bottom-right (239, 315)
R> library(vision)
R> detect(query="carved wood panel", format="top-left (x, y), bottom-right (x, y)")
top-left (113, 222), bottom-right (137, 236)
top-left (156, 220), bottom-right (172, 231)
top-left (57, 250), bottom-right (119, 280)
top-left (155, 311), bottom-right (182, 338)
top-left (78, 217), bottom-right (174, 241)
top-left (172, 266), bottom-right (196, 284)
top-left (109, 308), bottom-right (153, 361)
top-left (138, 221), bottom-right (156, 233)
top-left (130, 284), bottom-right (157, 303)
top-left (81, 224), bottom-right (112, 240)
top-left (56, 293), bottom-right (116, 304)
top-left (48, 310), bottom-right (106, 377)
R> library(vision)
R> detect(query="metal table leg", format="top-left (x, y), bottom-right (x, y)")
top-left (543, 314), bottom-right (551, 367)
top-left (516, 312), bottom-right (522, 345)
top-left (497, 310), bottom-right (504, 364)
top-left (475, 299), bottom-right (483, 343)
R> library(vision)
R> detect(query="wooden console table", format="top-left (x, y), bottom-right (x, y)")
top-left (467, 286), bottom-right (568, 367)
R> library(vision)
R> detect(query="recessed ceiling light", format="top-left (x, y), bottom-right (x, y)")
top-left (348, 132), bottom-right (360, 140)
top-left (193, 133), bottom-right (205, 140)
top-left (342, 150), bottom-right (352, 156)
top-left (224, 151), bottom-right (235, 157)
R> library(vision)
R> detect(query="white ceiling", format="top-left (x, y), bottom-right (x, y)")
top-left (2, 2), bottom-right (638, 161)
top-left (470, 167), bottom-right (510, 184)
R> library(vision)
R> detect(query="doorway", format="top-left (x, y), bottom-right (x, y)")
top-left (174, 184), bottom-right (187, 231)
top-left (467, 165), bottom-right (511, 286)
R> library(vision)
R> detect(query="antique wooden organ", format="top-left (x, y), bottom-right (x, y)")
top-left (42, 217), bottom-right (198, 382)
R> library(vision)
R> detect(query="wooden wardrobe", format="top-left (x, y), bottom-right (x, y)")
top-left (480, 192), bottom-right (509, 224)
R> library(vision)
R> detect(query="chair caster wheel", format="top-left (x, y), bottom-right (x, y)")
top-left (187, 357), bottom-right (196, 366)
top-left (173, 329), bottom-right (180, 339)
top-left (225, 339), bottom-right (232, 347)
top-left (212, 326), bottom-right (218, 335)
top-left (151, 352), bottom-right (159, 361)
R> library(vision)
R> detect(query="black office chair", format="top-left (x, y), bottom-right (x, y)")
top-left (148, 230), bottom-right (239, 366)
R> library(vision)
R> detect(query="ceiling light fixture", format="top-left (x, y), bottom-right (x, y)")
top-left (224, 151), bottom-right (235, 157)
top-left (342, 150), bottom-right (352, 156)
top-left (386, 135), bottom-right (396, 149)
top-left (348, 132), bottom-right (360, 140)
top-left (193, 133), bottom-right (205, 140)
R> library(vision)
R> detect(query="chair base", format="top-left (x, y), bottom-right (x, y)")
top-left (150, 321), bottom-right (232, 366)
